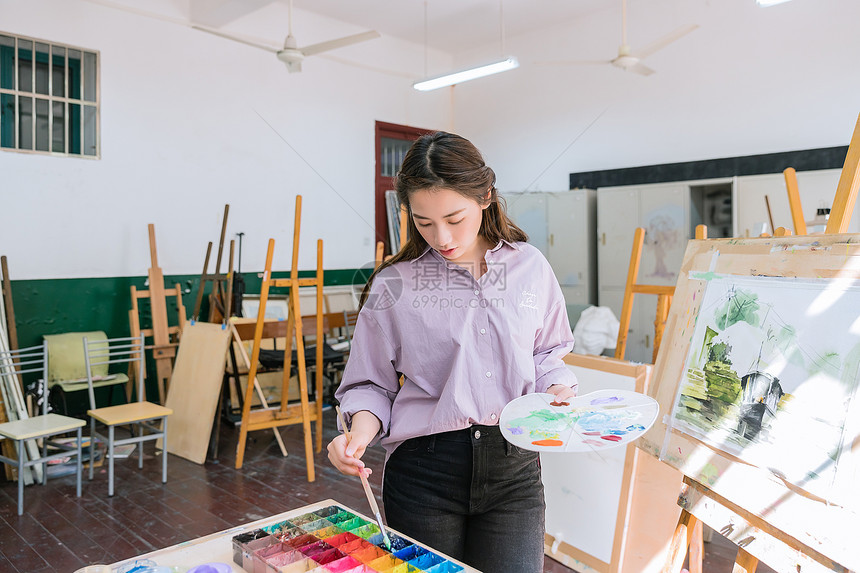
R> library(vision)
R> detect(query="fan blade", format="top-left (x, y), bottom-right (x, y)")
top-left (628, 62), bottom-right (655, 76)
top-left (191, 25), bottom-right (279, 53)
top-left (300, 30), bottom-right (381, 57)
top-left (635, 24), bottom-right (698, 60)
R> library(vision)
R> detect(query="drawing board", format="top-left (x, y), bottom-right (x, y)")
top-left (639, 234), bottom-right (860, 571)
top-left (539, 354), bottom-right (684, 573)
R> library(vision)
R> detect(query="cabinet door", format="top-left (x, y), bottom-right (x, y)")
top-left (638, 184), bottom-right (689, 288)
top-left (505, 192), bottom-right (549, 255)
top-left (547, 191), bottom-right (588, 287)
top-left (597, 188), bottom-right (639, 289)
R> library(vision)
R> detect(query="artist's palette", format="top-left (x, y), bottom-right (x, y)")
top-left (232, 504), bottom-right (464, 572)
top-left (500, 389), bottom-right (659, 453)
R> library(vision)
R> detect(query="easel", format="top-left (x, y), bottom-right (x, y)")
top-left (129, 224), bottom-right (187, 404)
top-left (615, 225), bottom-right (706, 364)
top-left (614, 225), bottom-right (707, 573)
top-left (235, 195), bottom-right (324, 482)
top-left (192, 204), bottom-right (235, 323)
top-left (662, 113), bottom-right (860, 573)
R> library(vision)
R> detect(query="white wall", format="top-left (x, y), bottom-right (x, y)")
top-left (3, 0), bottom-right (860, 280)
top-left (0, 0), bottom-right (452, 279)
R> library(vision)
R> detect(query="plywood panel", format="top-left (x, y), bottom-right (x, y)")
top-left (161, 322), bottom-right (231, 464)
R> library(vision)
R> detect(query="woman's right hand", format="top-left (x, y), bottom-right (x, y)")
top-left (327, 410), bottom-right (381, 477)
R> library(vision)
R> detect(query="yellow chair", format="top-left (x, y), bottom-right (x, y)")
top-left (83, 334), bottom-right (172, 496)
top-left (44, 331), bottom-right (129, 416)
top-left (0, 342), bottom-right (86, 514)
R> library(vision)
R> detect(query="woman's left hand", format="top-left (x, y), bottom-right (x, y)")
top-left (546, 384), bottom-right (576, 402)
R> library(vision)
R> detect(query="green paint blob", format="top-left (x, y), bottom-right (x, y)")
top-left (714, 289), bottom-right (761, 330)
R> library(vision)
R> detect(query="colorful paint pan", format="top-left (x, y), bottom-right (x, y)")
top-left (352, 545), bottom-right (387, 564)
top-left (291, 512), bottom-right (322, 526)
top-left (338, 538), bottom-right (372, 555)
top-left (350, 523), bottom-right (380, 540)
top-left (261, 519), bottom-right (294, 534)
top-left (368, 554), bottom-right (403, 571)
top-left (374, 533), bottom-right (411, 552)
top-left (324, 532), bottom-right (361, 548)
top-left (302, 518), bottom-right (336, 532)
top-left (409, 551), bottom-right (444, 570)
top-left (426, 561), bottom-right (464, 573)
top-left (328, 511), bottom-right (357, 525)
top-left (338, 517), bottom-right (369, 531)
top-left (314, 506), bottom-right (341, 518)
top-left (323, 555), bottom-right (362, 572)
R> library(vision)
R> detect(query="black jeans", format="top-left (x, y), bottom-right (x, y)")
top-left (383, 425), bottom-right (545, 573)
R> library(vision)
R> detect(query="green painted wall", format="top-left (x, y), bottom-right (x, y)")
top-left (6, 268), bottom-right (371, 403)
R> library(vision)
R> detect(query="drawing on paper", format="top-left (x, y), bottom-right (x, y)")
top-left (500, 390), bottom-right (659, 453)
top-left (672, 275), bottom-right (860, 498)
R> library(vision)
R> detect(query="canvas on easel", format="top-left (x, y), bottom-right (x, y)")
top-left (639, 233), bottom-right (860, 572)
top-left (646, 113), bottom-right (860, 573)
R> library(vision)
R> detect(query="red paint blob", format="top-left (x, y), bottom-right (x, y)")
top-left (532, 439), bottom-right (564, 447)
top-left (583, 431), bottom-right (601, 436)
top-left (601, 435), bottom-right (623, 442)
top-left (550, 400), bottom-right (570, 407)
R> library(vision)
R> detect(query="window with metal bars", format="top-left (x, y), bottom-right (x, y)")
top-left (0, 32), bottom-right (99, 157)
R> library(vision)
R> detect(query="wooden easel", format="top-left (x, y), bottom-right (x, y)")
top-left (235, 195), bottom-right (324, 482)
top-left (663, 112), bottom-right (860, 573)
top-left (192, 204), bottom-right (235, 323)
top-left (615, 225), bottom-right (706, 364)
top-left (129, 224), bottom-right (187, 404)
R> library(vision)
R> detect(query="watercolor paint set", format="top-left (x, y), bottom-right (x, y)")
top-left (232, 504), bottom-right (464, 573)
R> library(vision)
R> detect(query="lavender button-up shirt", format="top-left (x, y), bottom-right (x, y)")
top-left (335, 240), bottom-right (578, 457)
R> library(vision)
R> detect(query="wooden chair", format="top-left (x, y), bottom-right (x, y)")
top-left (0, 342), bottom-right (86, 514)
top-left (83, 334), bottom-right (172, 496)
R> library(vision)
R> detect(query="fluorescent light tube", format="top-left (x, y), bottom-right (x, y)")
top-left (756, 0), bottom-right (793, 6)
top-left (413, 57), bottom-right (519, 91)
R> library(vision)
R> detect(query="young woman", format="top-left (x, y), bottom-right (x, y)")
top-left (327, 131), bottom-right (577, 573)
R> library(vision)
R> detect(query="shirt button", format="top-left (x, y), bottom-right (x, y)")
top-left (480, 328), bottom-right (486, 335)
top-left (474, 289), bottom-right (480, 295)
top-left (490, 413), bottom-right (497, 420)
top-left (485, 371), bottom-right (492, 378)
top-left (474, 430), bottom-right (481, 439)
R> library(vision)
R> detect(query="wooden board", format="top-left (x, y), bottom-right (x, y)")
top-left (639, 234), bottom-right (860, 571)
top-left (543, 354), bottom-right (683, 573)
top-left (160, 322), bottom-right (231, 464)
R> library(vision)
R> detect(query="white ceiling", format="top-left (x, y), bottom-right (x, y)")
top-left (184, 0), bottom-right (659, 54)
top-left (287, 0), bottom-right (611, 54)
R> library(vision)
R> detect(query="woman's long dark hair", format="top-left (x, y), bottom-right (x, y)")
top-left (361, 131), bottom-right (527, 308)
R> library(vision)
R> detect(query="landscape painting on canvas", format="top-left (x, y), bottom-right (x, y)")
top-left (670, 274), bottom-right (860, 499)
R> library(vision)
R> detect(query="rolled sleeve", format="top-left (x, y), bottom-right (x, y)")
top-left (533, 282), bottom-right (578, 395)
top-left (334, 310), bottom-right (400, 441)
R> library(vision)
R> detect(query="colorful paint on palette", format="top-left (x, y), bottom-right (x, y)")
top-left (499, 390), bottom-right (659, 452)
top-left (231, 504), bottom-right (473, 573)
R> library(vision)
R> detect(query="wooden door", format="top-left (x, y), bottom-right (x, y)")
top-left (375, 121), bottom-right (435, 256)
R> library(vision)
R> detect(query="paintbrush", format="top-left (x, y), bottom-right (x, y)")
top-left (336, 406), bottom-right (392, 551)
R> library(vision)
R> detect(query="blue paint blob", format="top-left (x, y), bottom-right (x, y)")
top-left (626, 424), bottom-right (646, 431)
top-left (591, 396), bottom-right (623, 405)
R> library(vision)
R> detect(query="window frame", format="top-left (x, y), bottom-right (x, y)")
top-left (0, 31), bottom-right (100, 158)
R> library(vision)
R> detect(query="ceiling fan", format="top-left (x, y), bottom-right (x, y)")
top-left (193, 0), bottom-right (380, 73)
top-left (540, 0), bottom-right (698, 76)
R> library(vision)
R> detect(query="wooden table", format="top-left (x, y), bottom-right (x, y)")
top-left (111, 499), bottom-right (479, 572)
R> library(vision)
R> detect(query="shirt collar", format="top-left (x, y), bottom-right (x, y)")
top-left (415, 238), bottom-right (521, 262)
